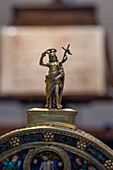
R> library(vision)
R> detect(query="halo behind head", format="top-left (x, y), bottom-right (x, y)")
top-left (46, 48), bottom-right (57, 54)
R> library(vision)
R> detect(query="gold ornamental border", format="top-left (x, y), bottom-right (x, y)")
top-left (0, 126), bottom-right (113, 160)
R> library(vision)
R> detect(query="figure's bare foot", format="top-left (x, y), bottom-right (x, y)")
top-left (48, 106), bottom-right (52, 109)
top-left (59, 104), bottom-right (62, 109)
top-left (56, 104), bottom-right (62, 109)
top-left (45, 104), bottom-right (52, 109)
top-left (45, 104), bottom-right (48, 108)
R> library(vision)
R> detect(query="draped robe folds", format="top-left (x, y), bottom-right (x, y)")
top-left (45, 63), bottom-right (64, 108)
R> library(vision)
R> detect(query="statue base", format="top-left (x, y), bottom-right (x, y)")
top-left (26, 108), bottom-right (78, 129)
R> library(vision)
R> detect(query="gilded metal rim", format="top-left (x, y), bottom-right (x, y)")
top-left (27, 121), bottom-right (76, 129)
top-left (0, 126), bottom-right (113, 170)
top-left (0, 126), bottom-right (112, 158)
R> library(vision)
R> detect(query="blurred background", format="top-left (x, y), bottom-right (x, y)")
top-left (0, 0), bottom-right (113, 149)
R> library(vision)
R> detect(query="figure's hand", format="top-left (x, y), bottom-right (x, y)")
top-left (54, 77), bottom-right (58, 81)
top-left (41, 52), bottom-right (46, 57)
top-left (18, 161), bottom-right (21, 166)
top-left (54, 77), bottom-right (59, 83)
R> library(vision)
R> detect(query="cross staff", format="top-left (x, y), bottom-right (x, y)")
top-left (62, 44), bottom-right (72, 61)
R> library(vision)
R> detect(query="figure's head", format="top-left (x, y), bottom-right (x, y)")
top-left (41, 152), bottom-right (51, 161)
top-left (49, 53), bottom-right (58, 62)
top-left (33, 158), bottom-right (38, 164)
top-left (11, 154), bottom-right (19, 162)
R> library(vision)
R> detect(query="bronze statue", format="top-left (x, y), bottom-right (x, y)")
top-left (39, 45), bottom-right (72, 109)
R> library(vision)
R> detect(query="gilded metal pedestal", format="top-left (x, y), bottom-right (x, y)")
top-left (26, 108), bottom-right (77, 129)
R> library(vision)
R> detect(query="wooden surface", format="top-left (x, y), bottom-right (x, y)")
top-left (13, 6), bottom-right (96, 26)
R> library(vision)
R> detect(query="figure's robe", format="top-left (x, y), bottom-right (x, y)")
top-left (45, 63), bottom-right (64, 107)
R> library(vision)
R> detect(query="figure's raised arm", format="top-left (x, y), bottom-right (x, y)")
top-left (59, 44), bottom-right (72, 66)
top-left (59, 55), bottom-right (68, 66)
top-left (39, 52), bottom-right (48, 67)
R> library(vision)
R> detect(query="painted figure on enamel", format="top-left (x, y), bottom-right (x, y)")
top-left (39, 44), bottom-right (72, 109)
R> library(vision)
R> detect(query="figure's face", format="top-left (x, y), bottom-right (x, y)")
top-left (12, 156), bottom-right (18, 162)
top-left (42, 155), bottom-right (49, 161)
top-left (58, 161), bottom-right (63, 167)
top-left (33, 159), bottom-right (38, 164)
top-left (49, 53), bottom-right (57, 62)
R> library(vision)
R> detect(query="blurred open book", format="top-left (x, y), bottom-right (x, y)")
top-left (0, 26), bottom-right (106, 96)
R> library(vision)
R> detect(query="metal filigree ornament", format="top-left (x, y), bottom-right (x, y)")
top-left (10, 137), bottom-right (20, 147)
top-left (77, 140), bottom-right (87, 151)
top-left (44, 132), bottom-right (54, 142)
top-left (104, 160), bottom-right (113, 169)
